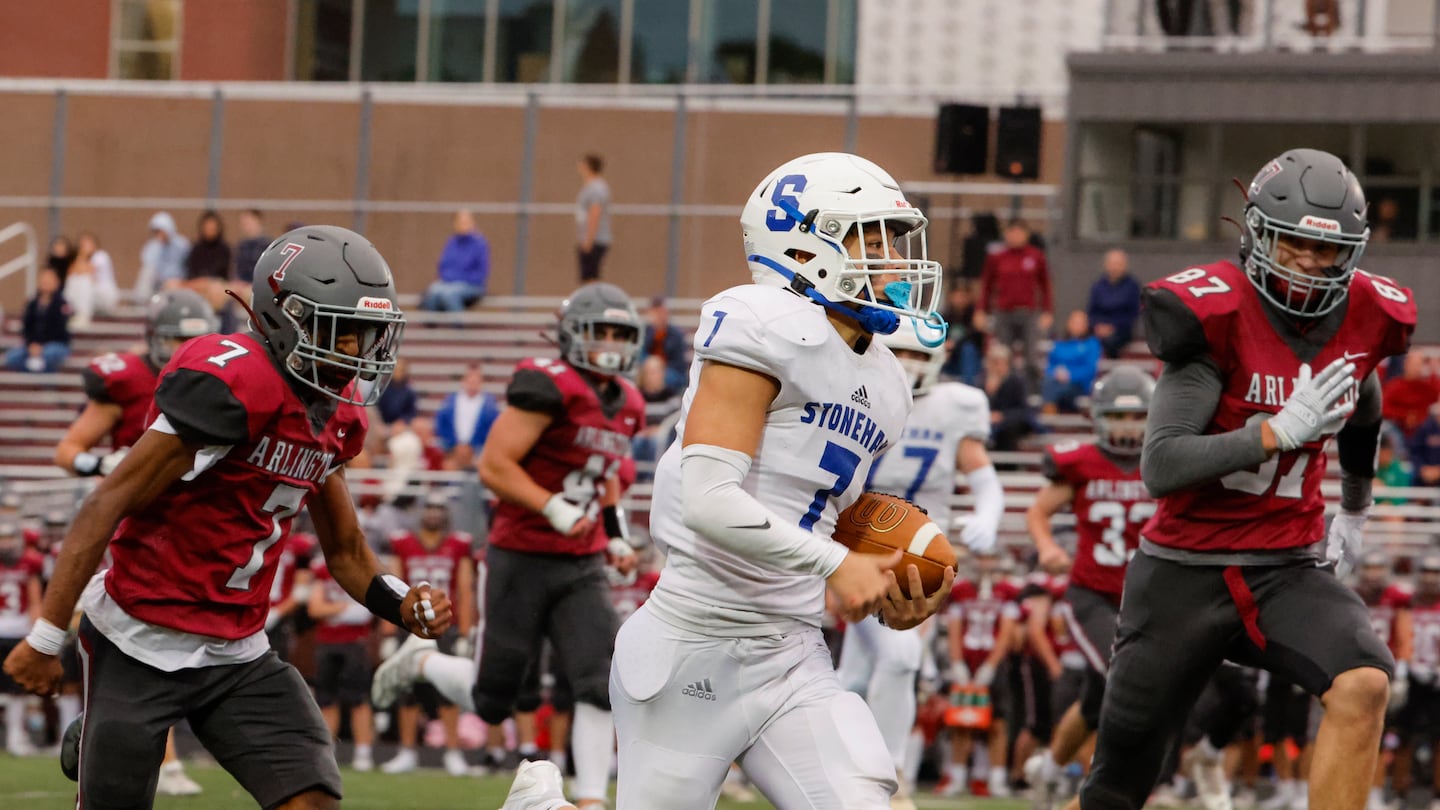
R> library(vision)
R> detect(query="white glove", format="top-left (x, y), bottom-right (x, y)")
top-left (541, 494), bottom-right (587, 534)
top-left (1325, 507), bottom-right (1370, 579)
top-left (974, 662), bottom-right (997, 688)
top-left (378, 635), bottom-right (399, 660)
top-left (1268, 358), bottom-right (1356, 451)
top-left (99, 448), bottom-right (128, 476)
top-left (73, 448), bottom-right (128, 477)
top-left (1390, 661), bottom-right (1410, 712)
top-left (961, 523), bottom-right (997, 554)
top-left (949, 660), bottom-right (972, 685)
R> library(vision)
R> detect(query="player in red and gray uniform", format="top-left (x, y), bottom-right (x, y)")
top-left (0, 519), bottom-right (43, 756)
top-left (308, 558), bottom-right (377, 772)
top-left (267, 525), bottom-right (317, 661)
top-left (1073, 149), bottom-right (1415, 810)
top-left (1400, 557), bottom-right (1440, 807)
top-left (2, 226), bottom-right (451, 810)
top-left (1354, 551), bottom-right (1413, 810)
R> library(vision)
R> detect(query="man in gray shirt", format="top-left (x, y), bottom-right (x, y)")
top-left (1072, 148), bottom-right (1415, 810)
top-left (576, 153), bottom-right (612, 282)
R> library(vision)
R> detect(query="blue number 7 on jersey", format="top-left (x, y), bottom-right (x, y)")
top-left (800, 441), bottom-right (861, 531)
top-left (702, 310), bottom-right (727, 348)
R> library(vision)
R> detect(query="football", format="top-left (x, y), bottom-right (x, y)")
top-left (833, 491), bottom-right (956, 598)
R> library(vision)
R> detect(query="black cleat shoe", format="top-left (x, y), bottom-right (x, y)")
top-left (60, 713), bottom-right (82, 782)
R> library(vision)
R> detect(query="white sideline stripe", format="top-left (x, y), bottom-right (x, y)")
top-left (908, 523), bottom-right (942, 556)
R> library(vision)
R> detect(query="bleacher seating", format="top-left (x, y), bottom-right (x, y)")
top-left (3, 296), bottom-right (1438, 559)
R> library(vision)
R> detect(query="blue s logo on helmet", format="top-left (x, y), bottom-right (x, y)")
top-left (765, 175), bottom-right (808, 232)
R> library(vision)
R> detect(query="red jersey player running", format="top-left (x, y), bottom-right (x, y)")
top-left (1069, 149), bottom-right (1415, 810)
top-left (0, 518), bottom-right (43, 757)
top-left (3, 225), bottom-right (452, 810)
top-left (1023, 366), bottom-right (1155, 806)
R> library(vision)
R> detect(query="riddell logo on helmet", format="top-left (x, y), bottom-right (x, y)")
top-left (356, 297), bottom-right (393, 310)
top-left (1298, 215), bottom-right (1341, 233)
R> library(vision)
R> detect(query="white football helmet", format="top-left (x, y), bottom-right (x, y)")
top-left (880, 326), bottom-right (945, 395)
top-left (741, 152), bottom-right (946, 345)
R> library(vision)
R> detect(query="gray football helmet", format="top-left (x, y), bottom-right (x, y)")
top-left (1091, 366), bottom-right (1155, 456)
top-left (558, 283), bottom-right (641, 376)
top-left (1240, 148), bottom-right (1369, 318)
top-left (146, 289), bottom-right (219, 368)
top-left (249, 225), bottom-right (405, 406)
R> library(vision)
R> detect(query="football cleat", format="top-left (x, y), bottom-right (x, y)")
top-left (500, 759), bottom-right (570, 810)
top-left (370, 633), bottom-right (436, 709)
top-left (156, 761), bottom-right (203, 796)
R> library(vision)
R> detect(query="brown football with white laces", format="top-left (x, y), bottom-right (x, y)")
top-left (833, 491), bottom-right (955, 598)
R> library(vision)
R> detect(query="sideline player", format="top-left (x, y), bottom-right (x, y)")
top-left (1354, 551), bottom-right (1413, 810)
top-left (839, 324), bottom-right (1001, 808)
top-left (3, 226), bottom-right (452, 810)
top-left (1070, 148), bottom-right (1415, 810)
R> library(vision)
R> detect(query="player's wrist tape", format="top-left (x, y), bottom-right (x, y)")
top-left (365, 573), bottom-right (410, 629)
top-left (602, 505), bottom-right (629, 544)
top-left (26, 618), bottom-right (67, 656)
top-left (72, 452), bottom-right (101, 477)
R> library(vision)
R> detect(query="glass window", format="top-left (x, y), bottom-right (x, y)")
top-left (1218, 124), bottom-right (1352, 187)
top-left (768, 0), bottom-right (826, 83)
top-left (560, 0), bottom-right (622, 82)
top-left (428, 0), bottom-right (488, 82)
top-left (361, 0), bottom-right (420, 81)
top-left (496, 0), bottom-right (556, 82)
top-left (831, 0), bottom-right (856, 83)
top-left (696, 0), bottom-right (758, 83)
top-left (294, 0), bottom-right (355, 81)
top-left (631, 0), bottom-right (689, 83)
top-left (113, 0), bottom-right (181, 79)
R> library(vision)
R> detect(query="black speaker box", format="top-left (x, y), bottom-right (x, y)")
top-left (934, 103), bottom-right (990, 175)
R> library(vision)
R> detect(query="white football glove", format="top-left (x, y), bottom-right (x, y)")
top-left (1268, 358), bottom-right (1356, 452)
top-left (72, 448), bottom-right (128, 477)
top-left (974, 662), bottom-right (997, 688)
top-left (1325, 507), bottom-right (1370, 579)
top-left (960, 523), bottom-right (997, 554)
top-left (949, 660), bottom-right (972, 685)
top-left (541, 494), bottom-right (587, 534)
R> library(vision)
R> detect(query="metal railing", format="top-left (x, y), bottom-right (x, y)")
top-left (1100, 0), bottom-right (1440, 52)
top-left (0, 221), bottom-right (38, 300)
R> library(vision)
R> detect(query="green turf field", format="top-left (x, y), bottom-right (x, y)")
top-left (0, 756), bottom-right (1070, 809)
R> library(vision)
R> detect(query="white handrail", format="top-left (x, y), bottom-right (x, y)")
top-left (0, 221), bottom-right (38, 300)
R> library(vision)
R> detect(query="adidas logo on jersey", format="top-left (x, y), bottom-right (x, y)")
top-left (851, 386), bottom-right (870, 408)
top-left (681, 678), bottom-right (717, 701)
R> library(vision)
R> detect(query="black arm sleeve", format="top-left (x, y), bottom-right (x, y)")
top-left (153, 369), bottom-right (251, 446)
top-left (1140, 358), bottom-right (1271, 497)
top-left (81, 368), bottom-right (112, 404)
top-left (505, 368), bottom-right (565, 417)
top-left (1337, 371), bottom-right (1383, 510)
top-left (1142, 287), bottom-right (1209, 364)
top-left (1040, 452), bottom-right (1065, 483)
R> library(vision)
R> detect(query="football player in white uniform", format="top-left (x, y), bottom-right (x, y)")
top-left (836, 326), bottom-right (1002, 808)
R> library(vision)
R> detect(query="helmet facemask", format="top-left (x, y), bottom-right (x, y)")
top-left (562, 316), bottom-right (640, 377)
top-left (1243, 205), bottom-right (1367, 318)
top-left (1095, 407), bottom-right (1147, 455)
top-left (278, 293), bottom-right (405, 407)
top-left (148, 316), bottom-right (218, 368)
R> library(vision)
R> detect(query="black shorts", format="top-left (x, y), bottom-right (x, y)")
top-left (1052, 665), bottom-right (1087, 723)
top-left (1186, 664), bottom-right (1261, 749)
top-left (313, 641), bottom-right (371, 708)
top-left (1081, 551), bottom-right (1392, 810)
top-left (0, 637), bottom-right (21, 694)
top-left (76, 617), bottom-right (341, 810)
top-left (1402, 682), bottom-right (1440, 743)
top-left (1262, 674), bottom-right (1313, 745)
top-left (473, 547), bottom-right (618, 724)
top-left (1063, 584), bottom-right (1121, 729)
top-left (1017, 657), bottom-right (1054, 741)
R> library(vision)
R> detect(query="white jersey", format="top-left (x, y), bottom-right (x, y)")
top-left (866, 382), bottom-right (990, 526)
top-left (646, 284), bottom-right (911, 636)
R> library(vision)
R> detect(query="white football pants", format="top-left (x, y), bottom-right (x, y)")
top-left (834, 614), bottom-right (923, 771)
top-left (610, 605), bottom-right (896, 810)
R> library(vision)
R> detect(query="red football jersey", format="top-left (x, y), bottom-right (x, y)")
top-left (1361, 583), bottom-right (1412, 654)
top-left (1410, 594), bottom-right (1440, 676)
top-left (489, 357), bottom-right (644, 556)
top-left (269, 531), bottom-right (317, 608)
top-left (612, 570), bottom-right (660, 623)
top-left (948, 576), bottom-right (1022, 671)
top-left (310, 560), bottom-right (373, 645)
top-left (103, 332), bottom-right (367, 640)
top-left (389, 531), bottom-right (473, 598)
top-left (1045, 441), bottom-right (1151, 600)
top-left (0, 550), bottom-right (44, 637)
top-left (1018, 572), bottom-right (1078, 658)
top-left (1143, 262), bottom-right (1415, 552)
top-left (82, 351), bottom-right (159, 449)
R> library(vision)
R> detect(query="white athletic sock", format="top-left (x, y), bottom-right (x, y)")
top-left (866, 664), bottom-right (919, 771)
top-left (355, 743), bottom-right (372, 759)
top-left (947, 763), bottom-right (969, 786)
top-left (902, 730), bottom-right (924, 790)
top-left (4, 695), bottom-right (26, 748)
top-left (990, 765), bottom-right (1007, 787)
top-left (549, 750), bottom-right (568, 773)
top-left (1197, 735), bottom-right (1223, 760)
top-left (1368, 787), bottom-right (1383, 806)
top-left (518, 741), bottom-right (539, 756)
top-left (57, 694), bottom-right (81, 736)
top-left (1040, 749), bottom-right (1060, 782)
top-left (570, 703), bottom-right (614, 802)
top-left (489, 745), bottom-right (508, 761)
top-left (420, 654), bottom-right (477, 713)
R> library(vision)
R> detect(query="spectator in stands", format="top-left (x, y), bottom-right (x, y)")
top-left (435, 364), bottom-right (503, 470)
top-left (1086, 248), bottom-right (1141, 359)
top-left (5, 267), bottom-right (71, 373)
top-left (1041, 310), bottom-right (1102, 414)
top-left (1376, 426), bottom-right (1413, 511)
top-left (378, 358), bottom-right (419, 428)
top-left (959, 212), bottom-right (1001, 283)
top-left (1304, 0), bottom-right (1340, 36)
top-left (981, 342), bottom-right (1037, 454)
top-left (183, 210), bottom-right (232, 314)
top-left (641, 296), bottom-right (688, 390)
top-left (421, 210), bottom-right (490, 312)
top-left (940, 283), bottom-right (986, 386)
top-left (46, 236), bottom-right (75, 286)
top-left (576, 153), bottom-right (612, 281)
top-left (632, 356), bottom-right (682, 477)
top-left (64, 232), bottom-right (119, 330)
top-left (135, 211), bottom-right (190, 297)
top-left (1410, 406), bottom-right (1440, 487)
top-left (977, 219), bottom-right (1052, 376)
top-left (233, 209), bottom-right (270, 290)
top-left (1383, 351), bottom-right (1439, 440)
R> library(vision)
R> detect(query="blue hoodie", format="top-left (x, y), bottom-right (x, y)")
top-left (437, 232), bottom-right (490, 291)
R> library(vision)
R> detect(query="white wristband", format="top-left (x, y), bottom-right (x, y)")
top-left (26, 618), bottom-right (67, 656)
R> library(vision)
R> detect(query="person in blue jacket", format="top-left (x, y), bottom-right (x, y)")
top-left (1042, 310), bottom-right (1102, 414)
